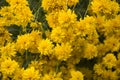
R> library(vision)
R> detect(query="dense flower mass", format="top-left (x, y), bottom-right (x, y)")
top-left (0, 0), bottom-right (120, 80)
top-left (0, 0), bottom-right (33, 27)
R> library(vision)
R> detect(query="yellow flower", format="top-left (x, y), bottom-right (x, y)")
top-left (0, 6), bottom-right (13, 17)
top-left (16, 33), bottom-right (33, 53)
top-left (0, 43), bottom-right (16, 58)
top-left (83, 43), bottom-right (98, 59)
top-left (38, 39), bottom-right (53, 55)
top-left (29, 30), bottom-right (42, 53)
top-left (91, 0), bottom-right (119, 15)
top-left (104, 15), bottom-right (120, 37)
top-left (54, 43), bottom-right (72, 61)
top-left (13, 68), bottom-right (24, 80)
top-left (1, 0), bottom-right (33, 27)
top-left (67, 0), bottom-right (79, 7)
top-left (70, 69), bottom-right (84, 80)
top-left (103, 53), bottom-right (117, 69)
top-left (0, 58), bottom-right (19, 75)
top-left (104, 37), bottom-right (120, 52)
top-left (42, 0), bottom-right (67, 12)
top-left (42, 72), bottom-right (62, 80)
top-left (16, 30), bottom-right (42, 53)
top-left (0, 27), bottom-right (12, 46)
top-left (50, 27), bottom-right (66, 43)
top-left (6, 0), bottom-right (28, 6)
top-left (46, 9), bottom-right (77, 29)
top-left (22, 67), bottom-right (40, 80)
top-left (30, 22), bottom-right (42, 29)
top-left (46, 12), bottom-right (59, 28)
top-left (58, 9), bottom-right (77, 27)
top-left (94, 60), bottom-right (118, 80)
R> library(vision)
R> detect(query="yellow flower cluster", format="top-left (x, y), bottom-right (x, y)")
top-left (91, 0), bottom-right (119, 16)
top-left (0, 0), bottom-right (120, 80)
top-left (0, 0), bottom-right (33, 27)
top-left (54, 43), bottom-right (72, 61)
top-left (70, 69), bottom-right (84, 80)
top-left (0, 43), bottom-right (16, 58)
top-left (94, 53), bottom-right (119, 80)
top-left (38, 39), bottom-right (53, 56)
top-left (0, 58), bottom-right (19, 79)
top-left (42, 0), bottom-right (79, 12)
top-left (0, 26), bottom-right (12, 46)
top-left (22, 67), bottom-right (40, 80)
top-left (16, 30), bottom-right (42, 53)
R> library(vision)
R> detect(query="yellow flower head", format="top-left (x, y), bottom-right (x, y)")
top-left (38, 39), bottom-right (53, 55)
top-left (6, 0), bottom-right (29, 6)
top-left (58, 9), bottom-right (77, 27)
top-left (42, 0), bottom-right (67, 12)
top-left (83, 43), bottom-right (98, 59)
top-left (30, 22), bottom-right (42, 29)
top-left (103, 53), bottom-right (117, 69)
top-left (70, 69), bottom-right (84, 80)
top-left (16, 34), bottom-right (33, 52)
top-left (104, 37), bottom-right (120, 52)
top-left (67, 0), bottom-right (79, 7)
top-left (50, 27), bottom-right (66, 43)
top-left (42, 72), bottom-right (62, 80)
top-left (0, 58), bottom-right (19, 75)
top-left (91, 0), bottom-right (119, 15)
top-left (1, 0), bottom-right (33, 27)
top-left (0, 27), bottom-right (12, 46)
top-left (46, 11), bottom-right (59, 28)
top-left (22, 67), bottom-right (40, 80)
top-left (0, 43), bottom-right (16, 58)
top-left (54, 43), bottom-right (72, 61)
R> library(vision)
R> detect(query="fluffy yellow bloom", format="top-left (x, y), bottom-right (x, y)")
top-left (54, 43), bottom-right (72, 61)
top-left (13, 68), bottom-right (24, 80)
top-left (46, 9), bottom-right (77, 29)
top-left (104, 15), bottom-right (120, 37)
top-left (58, 9), bottom-right (77, 27)
top-left (50, 27), bottom-right (66, 43)
top-left (42, 72), bottom-right (62, 80)
top-left (0, 27), bottom-right (12, 46)
top-left (38, 39), bottom-right (53, 55)
top-left (28, 61), bottom-right (43, 72)
top-left (104, 37), bottom-right (120, 52)
top-left (30, 22), bottom-right (42, 29)
top-left (14, 6), bottom-right (33, 27)
top-left (76, 16), bottom-right (97, 38)
top-left (94, 53), bottom-right (119, 79)
top-left (6, 0), bottom-right (28, 6)
top-left (16, 31), bottom-right (42, 53)
top-left (0, 6), bottom-right (17, 26)
top-left (91, 0), bottom-right (119, 15)
top-left (94, 64), bottom-right (104, 76)
top-left (0, 58), bottom-right (19, 75)
top-left (102, 70), bottom-right (118, 80)
top-left (0, 43), bottom-right (16, 58)
top-left (103, 53), bottom-right (117, 69)
top-left (0, 6), bottom-right (13, 17)
top-left (0, 0), bottom-right (33, 27)
top-left (29, 30), bottom-right (42, 53)
top-left (42, 0), bottom-right (67, 12)
top-left (46, 12), bottom-right (59, 28)
top-left (67, 0), bottom-right (79, 7)
top-left (83, 43), bottom-right (98, 59)
top-left (70, 69), bottom-right (84, 80)
top-left (16, 33), bottom-right (33, 53)
top-left (22, 67), bottom-right (40, 80)
top-left (94, 58), bottom-right (118, 80)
